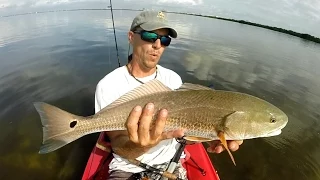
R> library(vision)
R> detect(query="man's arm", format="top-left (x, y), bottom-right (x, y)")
top-left (95, 82), bottom-right (163, 158)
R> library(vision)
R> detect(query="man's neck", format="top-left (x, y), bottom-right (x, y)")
top-left (127, 59), bottom-right (157, 78)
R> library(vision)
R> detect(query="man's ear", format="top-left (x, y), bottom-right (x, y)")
top-left (128, 31), bottom-right (134, 45)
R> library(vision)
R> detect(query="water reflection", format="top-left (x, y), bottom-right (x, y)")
top-left (0, 9), bottom-right (320, 180)
top-left (0, 42), bottom-right (126, 179)
top-left (179, 29), bottom-right (320, 179)
top-left (0, 10), bottom-right (131, 179)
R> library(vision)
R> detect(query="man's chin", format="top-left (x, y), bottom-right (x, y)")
top-left (144, 62), bottom-right (158, 70)
top-left (148, 58), bottom-right (159, 65)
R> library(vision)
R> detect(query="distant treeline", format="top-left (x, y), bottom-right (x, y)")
top-left (2, 8), bottom-right (319, 44)
top-left (164, 11), bottom-right (320, 44)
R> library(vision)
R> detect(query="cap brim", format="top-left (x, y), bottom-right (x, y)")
top-left (140, 22), bottom-right (177, 38)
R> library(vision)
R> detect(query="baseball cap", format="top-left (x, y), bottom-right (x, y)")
top-left (130, 10), bottom-right (178, 38)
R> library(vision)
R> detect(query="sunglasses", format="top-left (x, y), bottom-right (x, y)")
top-left (133, 30), bottom-right (171, 46)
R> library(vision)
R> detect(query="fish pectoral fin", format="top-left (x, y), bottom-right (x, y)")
top-left (223, 111), bottom-right (246, 127)
top-left (218, 131), bottom-right (236, 166)
top-left (183, 136), bottom-right (213, 142)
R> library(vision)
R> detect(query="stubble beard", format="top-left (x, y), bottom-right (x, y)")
top-left (142, 56), bottom-right (159, 70)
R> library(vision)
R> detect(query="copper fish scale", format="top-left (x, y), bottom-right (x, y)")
top-left (75, 90), bottom-right (261, 137)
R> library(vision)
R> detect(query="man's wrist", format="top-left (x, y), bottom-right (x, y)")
top-left (111, 135), bottom-right (151, 159)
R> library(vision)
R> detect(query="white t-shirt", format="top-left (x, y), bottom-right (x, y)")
top-left (94, 64), bottom-right (183, 173)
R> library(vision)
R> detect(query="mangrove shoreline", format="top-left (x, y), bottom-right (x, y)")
top-left (164, 11), bottom-right (320, 44)
top-left (1, 8), bottom-right (319, 44)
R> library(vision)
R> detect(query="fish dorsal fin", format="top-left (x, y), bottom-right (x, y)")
top-left (102, 79), bottom-right (172, 111)
top-left (177, 82), bottom-right (214, 91)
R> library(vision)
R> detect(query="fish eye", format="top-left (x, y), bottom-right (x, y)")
top-left (270, 117), bottom-right (277, 123)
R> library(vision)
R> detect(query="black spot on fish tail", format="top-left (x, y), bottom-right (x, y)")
top-left (70, 121), bottom-right (77, 128)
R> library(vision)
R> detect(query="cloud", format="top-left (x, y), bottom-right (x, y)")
top-left (156, 0), bottom-right (203, 6)
top-left (0, 0), bottom-right (319, 37)
top-left (0, 0), bottom-right (104, 9)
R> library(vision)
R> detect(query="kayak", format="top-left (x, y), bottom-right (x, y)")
top-left (81, 132), bottom-right (220, 180)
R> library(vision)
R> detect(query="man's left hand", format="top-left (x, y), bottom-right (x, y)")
top-left (206, 140), bottom-right (243, 153)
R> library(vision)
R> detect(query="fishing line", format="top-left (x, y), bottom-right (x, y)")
top-left (84, 1), bottom-right (120, 178)
top-left (109, 0), bottom-right (121, 67)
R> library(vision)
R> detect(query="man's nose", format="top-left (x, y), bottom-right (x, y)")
top-left (152, 39), bottom-right (161, 49)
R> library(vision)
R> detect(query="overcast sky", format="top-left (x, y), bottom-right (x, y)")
top-left (0, 0), bottom-right (319, 37)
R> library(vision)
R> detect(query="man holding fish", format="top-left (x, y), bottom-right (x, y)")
top-left (33, 10), bottom-right (288, 180)
top-left (94, 10), bottom-right (243, 179)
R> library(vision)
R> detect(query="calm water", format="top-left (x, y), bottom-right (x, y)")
top-left (1, 9), bottom-right (320, 180)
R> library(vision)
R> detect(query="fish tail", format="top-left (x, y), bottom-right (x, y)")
top-left (33, 102), bottom-right (84, 154)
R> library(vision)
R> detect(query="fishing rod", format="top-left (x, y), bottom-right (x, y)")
top-left (85, 1), bottom-right (121, 178)
top-left (109, 0), bottom-right (121, 67)
top-left (161, 138), bottom-right (187, 180)
top-left (128, 159), bottom-right (183, 180)
top-left (106, 3), bottom-right (199, 179)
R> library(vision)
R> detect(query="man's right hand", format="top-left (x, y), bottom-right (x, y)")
top-left (126, 103), bottom-right (185, 148)
top-left (106, 102), bottom-right (185, 159)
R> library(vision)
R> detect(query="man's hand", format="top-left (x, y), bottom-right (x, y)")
top-left (126, 102), bottom-right (184, 149)
top-left (109, 102), bottom-right (185, 159)
top-left (206, 140), bottom-right (243, 153)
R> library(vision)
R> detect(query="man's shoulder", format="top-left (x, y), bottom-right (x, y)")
top-left (99, 66), bottom-right (127, 82)
top-left (157, 65), bottom-right (182, 89)
top-left (157, 65), bottom-right (181, 78)
top-left (96, 66), bottom-right (127, 88)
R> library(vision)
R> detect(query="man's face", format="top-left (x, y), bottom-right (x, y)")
top-left (129, 28), bottom-right (170, 70)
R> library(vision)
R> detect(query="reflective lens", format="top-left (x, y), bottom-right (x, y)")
top-left (134, 30), bottom-right (171, 46)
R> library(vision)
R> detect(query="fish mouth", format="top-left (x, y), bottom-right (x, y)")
top-left (266, 121), bottom-right (287, 137)
top-left (267, 129), bottom-right (282, 136)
